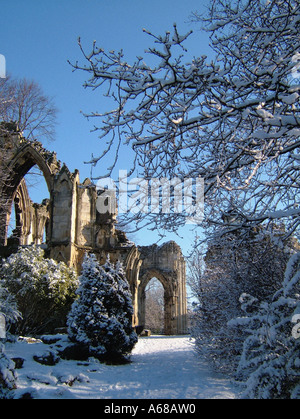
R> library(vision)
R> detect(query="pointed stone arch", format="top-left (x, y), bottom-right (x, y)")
top-left (0, 132), bottom-right (60, 246)
top-left (138, 242), bottom-right (188, 335)
top-left (8, 142), bottom-right (56, 193)
top-left (138, 268), bottom-right (175, 335)
top-left (8, 178), bottom-right (32, 245)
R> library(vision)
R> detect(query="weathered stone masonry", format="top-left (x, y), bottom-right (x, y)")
top-left (0, 128), bottom-right (188, 335)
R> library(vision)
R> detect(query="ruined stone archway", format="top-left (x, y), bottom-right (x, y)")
top-left (0, 130), bottom-right (60, 247)
top-left (9, 178), bottom-right (32, 245)
top-left (138, 269), bottom-right (175, 335)
top-left (138, 242), bottom-right (188, 335)
top-left (0, 128), bottom-right (188, 335)
top-left (8, 142), bottom-right (56, 194)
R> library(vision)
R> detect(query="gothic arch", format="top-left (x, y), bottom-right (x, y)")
top-left (137, 242), bottom-right (188, 335)
top-left (138, 268), bottom-right (176, 335)
top-left (7, 140), bottom-right (60, 195)
top-left (139, 268), bottom-right (175, 307)
top-left (9, 178), bottom-right (32, 245)
top-left (0, 133), bottom-right (60, 246)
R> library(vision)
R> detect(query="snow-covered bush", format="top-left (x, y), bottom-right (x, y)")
top-left (190, 227), bottom-right (291, 374)
top-left (0, 285), bottom-right (21, 331)
top-left (232, 252), bottom-right (300, 399)
top-left (0, 344), bottom-right (16, 399)
top-left (67, 254), bottom-right (138, 363)
top-left (0, 246), bottom-right (78, 335)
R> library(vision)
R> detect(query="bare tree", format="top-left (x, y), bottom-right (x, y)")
top-left (0, 76), bottom-right (57, 143)
top-left (70, 0), bottom-right (300, 239)
top-left (189, 225), bottom-right (294, 374)
top-left (0, 76), bottom-right (57, 244)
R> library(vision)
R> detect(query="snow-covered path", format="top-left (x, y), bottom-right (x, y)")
top-left (7, 335), bottom-right (239, 399)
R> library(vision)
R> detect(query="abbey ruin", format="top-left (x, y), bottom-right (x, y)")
top-left (0, 125), bottom-right (188, 335)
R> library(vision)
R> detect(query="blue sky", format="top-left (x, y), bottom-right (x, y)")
top-left (1, 0), bottom-right (212, 255)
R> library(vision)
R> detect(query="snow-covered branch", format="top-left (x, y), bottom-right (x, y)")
top-left (71, 0), bottom-right (300, 238)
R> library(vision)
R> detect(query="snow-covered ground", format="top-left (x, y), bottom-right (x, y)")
top-left (5, 335), bottom-right (240, 399)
